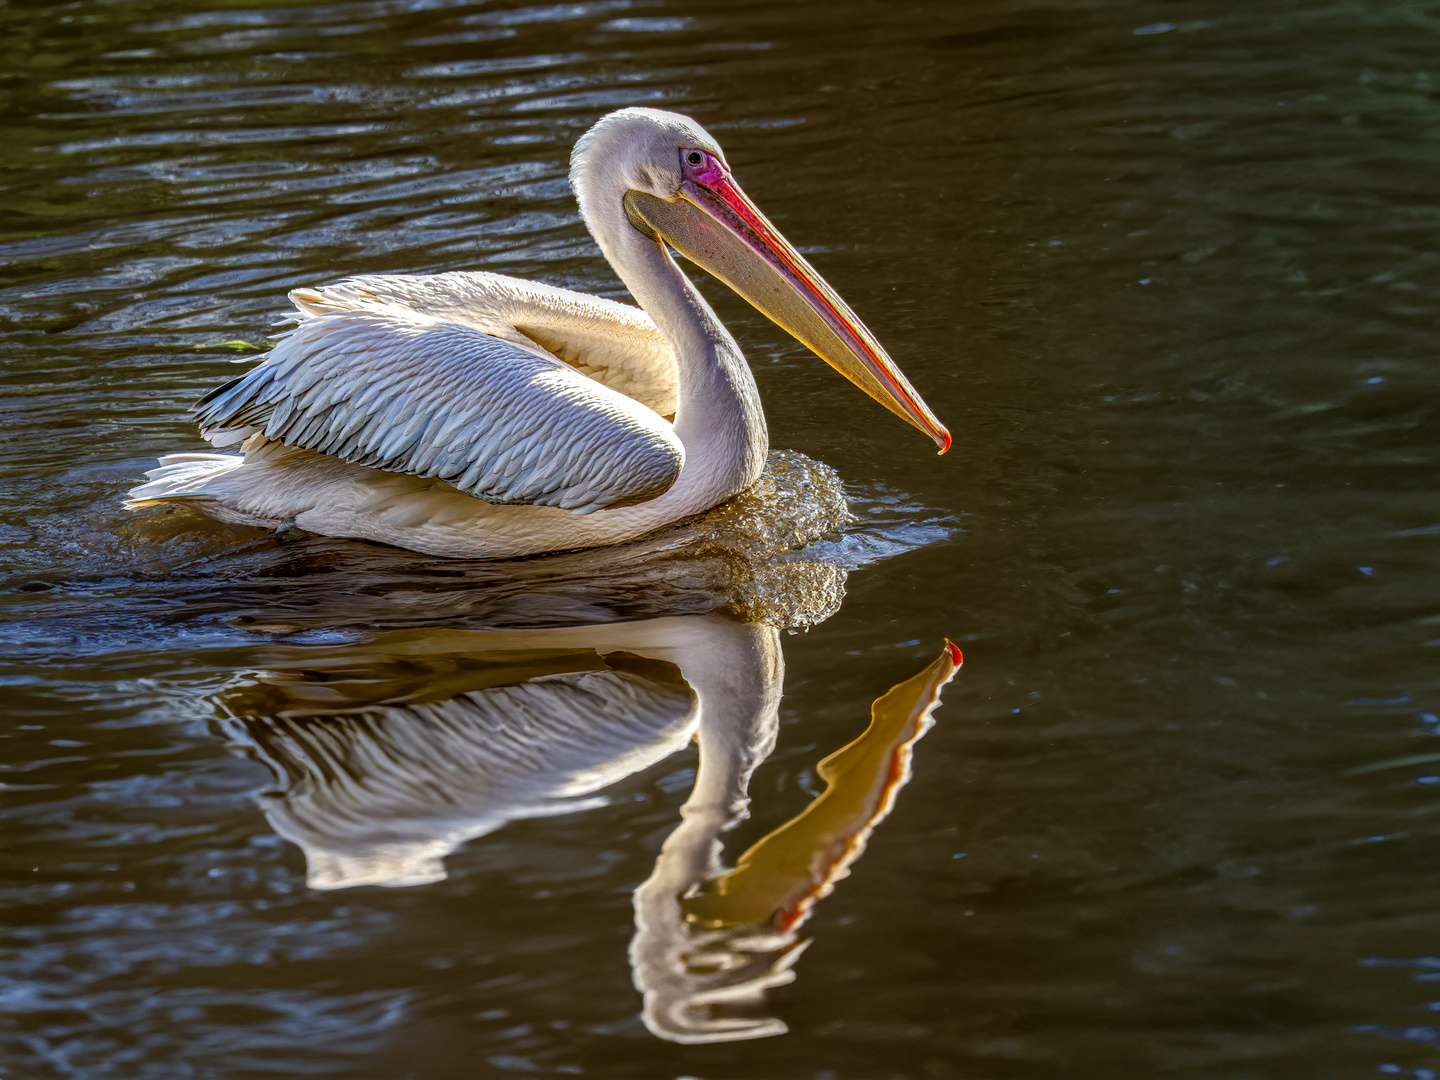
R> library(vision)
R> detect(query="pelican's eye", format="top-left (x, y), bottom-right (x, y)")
top-left (681, 148), bottom-right (725, 187)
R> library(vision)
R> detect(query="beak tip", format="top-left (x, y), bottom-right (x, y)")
top-left (945, 640), bottom-right (963, 667)
top-left (935, 428), bottom-right (951, 455)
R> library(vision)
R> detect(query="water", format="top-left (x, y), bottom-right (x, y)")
top-left (3, 0), bottom-right (1440, 1075)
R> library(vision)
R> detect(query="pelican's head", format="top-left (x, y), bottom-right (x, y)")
top-left (572, 108), bottom-right (949, 453)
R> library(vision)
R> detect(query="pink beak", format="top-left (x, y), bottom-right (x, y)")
top-left (623, 149), bottom-right (950, 453)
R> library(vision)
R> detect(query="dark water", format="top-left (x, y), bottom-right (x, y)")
top-left (4, 0), bottom-right (1440, 1076)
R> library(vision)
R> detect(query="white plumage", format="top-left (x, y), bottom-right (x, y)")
top-left (128, 107), bottom-right (945, 559)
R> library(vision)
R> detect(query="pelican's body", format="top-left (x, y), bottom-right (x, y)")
top-left (128, 108), bottom-right (946, 559)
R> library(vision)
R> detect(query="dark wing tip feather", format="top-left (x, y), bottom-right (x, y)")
top-left (193, 374), bottom-right (246, 414)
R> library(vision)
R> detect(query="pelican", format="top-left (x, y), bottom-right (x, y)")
top-left (128, 107), bottom-right (948, 559)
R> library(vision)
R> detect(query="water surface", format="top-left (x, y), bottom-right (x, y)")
top-left (3, 1), bottom-right (1440, 1076)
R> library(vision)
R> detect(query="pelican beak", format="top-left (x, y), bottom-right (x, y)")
top-left (623, 152), bottom-right (950, 453)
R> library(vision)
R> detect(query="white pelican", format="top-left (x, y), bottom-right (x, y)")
top-left (128, 107), bottom-right (948, 559)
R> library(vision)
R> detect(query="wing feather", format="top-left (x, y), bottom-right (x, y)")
top-left (290, 271), bottom-right (678, 417)
top-left (193, 310), bottom-right (684, 514)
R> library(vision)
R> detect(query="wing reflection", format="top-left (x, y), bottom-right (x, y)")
top-left (218, 617), bottom-right (766, 891)
top-left (220, 615), bottom-right (959, 1042)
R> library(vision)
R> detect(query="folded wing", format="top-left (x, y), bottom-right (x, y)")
top-left (193, 309), bottom-right (684, 514)
top-left (290, 271), bottom-right (679, 417)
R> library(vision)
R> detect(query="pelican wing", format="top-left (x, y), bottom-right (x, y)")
top-left (290, 271), bottom-right (678, 416)
top-left (193, 309), bottom-right (684, 514)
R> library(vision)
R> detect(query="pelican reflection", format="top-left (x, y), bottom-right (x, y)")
top-left (219, 615), bottom-right (959, 1042)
